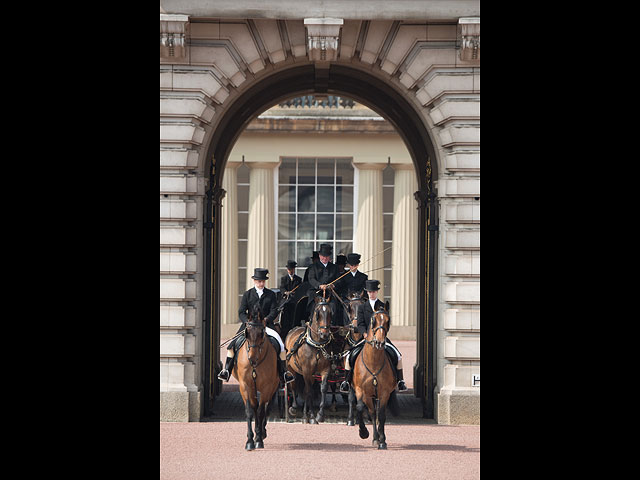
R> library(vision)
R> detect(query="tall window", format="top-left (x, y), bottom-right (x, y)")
top-left (277, 157), bottom-right (355, 279)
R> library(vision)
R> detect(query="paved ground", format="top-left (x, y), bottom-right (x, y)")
top-left (160, 340), bottom-right (479, 479)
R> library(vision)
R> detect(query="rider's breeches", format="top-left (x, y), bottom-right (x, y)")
top-left (343, 340), bottom-right (403, 371)
top-left (226, 326), bottom-right (287, 361)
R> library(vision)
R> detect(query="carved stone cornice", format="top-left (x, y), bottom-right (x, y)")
top-left (458, 18), bottom-right (480, 61)
top-left (304, 18), bottom-right (343, 63)
top-left (160, 14), bottom-right (190, 59)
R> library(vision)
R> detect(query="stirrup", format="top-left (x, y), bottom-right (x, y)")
top-left (283, 371), bottom-right (295, 384)
top-left (339, 381), bottom-right (350, 393)
top-left (217, 369), bottom-right (230, 382)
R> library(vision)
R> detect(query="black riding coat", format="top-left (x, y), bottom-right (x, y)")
top-left (355, 299), bottom-right (386, 335)
top-left (238, 287), bottom-right (278, 327)
top-left (279, 273), bottom-right (302, 293)
top-left (339, 270), bottom-right (368, 298)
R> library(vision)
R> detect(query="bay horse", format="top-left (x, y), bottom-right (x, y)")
top-left (232, 305), bottom-right (279, 450)
top-left (343, 291), bottom-right (366, 426)
top-left (284, 297), bottom-right (334, 424)
top-left (353, 308), bottom-right (395, 449)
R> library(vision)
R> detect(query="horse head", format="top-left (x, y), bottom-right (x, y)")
top-left (312, 300), bottom-right (332, 341)
top-left (367, 308), bottom-right (390, 350)
top-left (246, 305), bottom-right (267, 367)
top-left (346, 291), bottom-right (365, 330)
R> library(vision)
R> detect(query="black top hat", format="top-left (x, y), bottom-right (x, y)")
top-left (286, 260), bottom-right (297, 269)
top-left (346, 253), bottom-right (361, 265)
top-left (319, 244), bottom-right (333, 256)
top-left (251, 268), bottom-right (269, 280)
top-left (365, 279), bottom-right (380, 291)
top-left (336, 255), bottom-right (347, 265)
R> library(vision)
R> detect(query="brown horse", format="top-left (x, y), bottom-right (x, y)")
top-left (344, 291), bottom-right (366, 425)
top-left (284, 298), bottom-right (334, 424)
top-left (353, 309), bottom-right (395, 449)
top-left (232, 306), bottom-right (279, 450)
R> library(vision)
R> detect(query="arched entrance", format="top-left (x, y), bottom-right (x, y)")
top-left (202, 63), bottom-right (439, 418)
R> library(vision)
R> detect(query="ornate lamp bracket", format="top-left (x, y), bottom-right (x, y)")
top-left (160, 14), bottom-right (190, 59)
top-left (458, 18), bottom-right (480, 61)
top-left (304, 18), bottom-right (344, 64)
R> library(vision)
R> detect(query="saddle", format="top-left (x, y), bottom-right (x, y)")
top-left (349, 343), bottom-right (398, 381)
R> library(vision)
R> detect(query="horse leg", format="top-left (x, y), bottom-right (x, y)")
top-left (254, 402), bottom-right (265, 449)
top-left (315, 374), bottom-right (329, 423)
top-left (244, 399), bottom-right (256, 451)
top-left (329, 382), bottom-right (337, 412)
top-left (371, 398), bottom-right (380, 448)
top-left (356, 397), bottom-right (369, 439)
top-left (377, 403), bottom-right (387, 450)
top-left (303, 376), bottom-right (314, 424)
top-left (347, 387), bottom-right (356, 426)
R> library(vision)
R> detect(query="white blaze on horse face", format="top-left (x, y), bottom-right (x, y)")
top-left (322, 306), bottom-right (327, 312)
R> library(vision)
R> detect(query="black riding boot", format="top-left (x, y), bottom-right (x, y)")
top-left (340, 369), bottom-right (353, 393)
top-left (280, 359), bottom-right (294, 383)
top-left (397, 369), bottom-right (408, 392)
top-left (218, 354), bottom-right (234, 382)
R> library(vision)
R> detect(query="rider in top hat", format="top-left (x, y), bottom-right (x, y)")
top-left (303, 251), bottom-right (320, 282)
top-left (279, 260), bottom-right (302, 295)
top-left (218, 268), bottom-right (295, 384)
top-left (339, 279), bottom-right (408, 393)
top-left (305, 243), bottom-right (345, 324)
top-left (337, 252), bottom-right (368, 325)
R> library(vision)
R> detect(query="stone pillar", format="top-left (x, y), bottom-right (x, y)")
top-left (354, 163), bottom-right (385, 298)
top-left (391, 164), bottom-right (419, 327)
top-left (246, 162), bottom-right (277, 290)
top-left (221, 162), bottom-right (241, 326)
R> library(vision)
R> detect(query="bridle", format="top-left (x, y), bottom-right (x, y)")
top-left (245, 321), bottom-right (267, 368)
top-left (366, 310), bottom-right (389, 350)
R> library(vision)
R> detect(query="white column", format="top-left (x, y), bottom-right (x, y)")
top-left (246, 162), bottom-right (277, 290)
top-left (391, 164), bottom-right (419, 327)
top-left (354, 163), bottom-right (385, 298)
top-left (221, 162), bottom-right (241, 325)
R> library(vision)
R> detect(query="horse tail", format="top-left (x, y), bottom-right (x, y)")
top-left (387, 390), bottom-right (399, 417)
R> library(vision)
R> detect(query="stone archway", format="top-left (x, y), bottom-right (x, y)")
top-left (160, 12), bottom-right (480, 424)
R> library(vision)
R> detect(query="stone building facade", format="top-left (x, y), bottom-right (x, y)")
top-left (160, 0), bottom-right (480, 424)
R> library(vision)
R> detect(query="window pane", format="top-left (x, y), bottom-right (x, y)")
top-left (384, 269), bottom-right (392, 297)
top-left (317, 158), bottom-right (335, 184)
top-left (278, 214), bottom-right (296, 240)
top-left (336, 214), bottom-right (353, 240)
top-left (383, 165), bottom-right (395, 186)
top-left (297, 214), bottom-right (315, 240)
top-left (298, 158), bottom-right (316, 184)
top-left (383, 186), bottom-right (394, 213)
top-left (237, 212), bottom-right (248, 239)
top-left (317, 186), bottom-right (334, 212)
top-left (279, 158), bottom-right (297, 184)
top-left (238, 267), bottom-right (247, 292)
top-left (336, 186), bottom-right (354, 212)
top-left (237, 185), bottom-right (249, 212)
top-left (279, 185), bottom-right (296, 212)
top-left (298, 186), bottom-right (315, 212)
top-left (238, 240), bottom-right (247, 268)
top-left (237, 164), bottom-right (250, 184)
top-left (335, 242), bottom-right (352, 257)
top-left (317, 214), bottom-right (334, 241)
top-left (336, 159), bottom-right (354, 185)
top-left (383, 214), bottom-right (393, 242)
top-left (278, 242), bottom-right (296, 267)
top-left (298, 242), bottom-right (315, 267)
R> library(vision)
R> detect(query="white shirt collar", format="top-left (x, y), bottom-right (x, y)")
top-left (321, 262), bottom-right (328, 268)
top-left (255, 286), bottom-right (264, 297)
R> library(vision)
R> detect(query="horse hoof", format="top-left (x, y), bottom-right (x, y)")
top-left (372, 439), bottom-right (378, 447)
top-left (378, 443), bottom-right (387, 450)
top-left (302, 418), bottom-right (309, 424)
top-left (315, 414), bottom-right (324, 423)
top-left (310, 418), bottom-right (317, 425)
top-left (245, 442), bottom-right (255, 451)
top-left (347, 420), bottom-right (355, 426)
top-left (359, 428), bottom-right (369, 439)
top-left (255, 441), bottom-right (264, 449)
